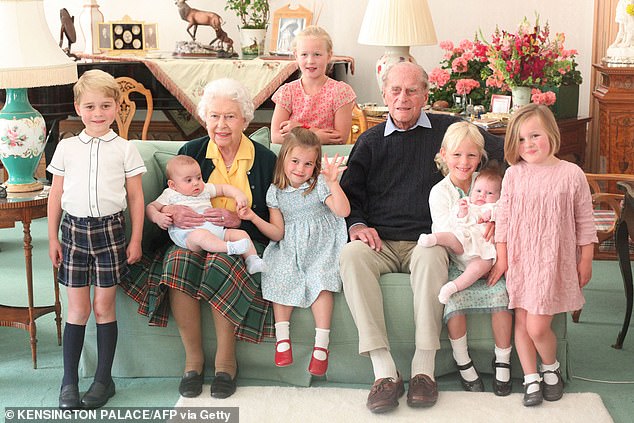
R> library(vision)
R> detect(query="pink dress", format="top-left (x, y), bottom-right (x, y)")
top-left (272, 78), bottom-right (356, 130)
top-left (494, 160), bottom-right (598, 315)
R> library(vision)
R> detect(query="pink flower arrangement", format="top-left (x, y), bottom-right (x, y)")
top-left (428, 37), bottom-right (503, 109)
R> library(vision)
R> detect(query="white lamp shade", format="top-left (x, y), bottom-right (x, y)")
top-left (358, 0), bottom-right (437, 47)
top-left (0, 0), bottom-right (78, 88)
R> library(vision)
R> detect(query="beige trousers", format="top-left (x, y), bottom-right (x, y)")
top-left (340, 240), bottom-right (448, 355)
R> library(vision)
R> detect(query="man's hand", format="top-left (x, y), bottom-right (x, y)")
top-left (349, 224), bottom-right (382, 252)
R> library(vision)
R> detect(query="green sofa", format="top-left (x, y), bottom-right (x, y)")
top-left (80, 129), bottom-right (569, 386)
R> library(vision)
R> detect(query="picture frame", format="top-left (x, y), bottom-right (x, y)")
top-left (144, 23), bottom-right (158, 50)
top-left (270, 4), bottom-right (313, 55)
top-left (98, 22), bottom-right (112, 50)
top-left (490, 94), bottom-right (512, 114)
top-left (99, 16), bottom-right (157, 54)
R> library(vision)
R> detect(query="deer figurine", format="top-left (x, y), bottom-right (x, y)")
top-left (175, 0), bottom-right (224, 42)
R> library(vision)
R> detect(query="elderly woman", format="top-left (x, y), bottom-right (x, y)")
top-left (122, 78), bottom-right (276, 399)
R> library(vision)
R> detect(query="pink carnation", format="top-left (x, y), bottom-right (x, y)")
top-left (429, 67), bottom-right (451, 87)
top-left (452, 57), bottom-right (469, 73)
top-left (531, 89), bottom-right (557, 106)
top-left (455, 79), bottom-right (481, 95)
top-left (439, 40), bottom-right (454, 51)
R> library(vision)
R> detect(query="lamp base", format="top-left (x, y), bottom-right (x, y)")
top-left (0, 88), bottom-right (48, 192)
top-left (375, 46), bottom-right (417, 89)
top-left (3, 180), bottom-right (43, 193)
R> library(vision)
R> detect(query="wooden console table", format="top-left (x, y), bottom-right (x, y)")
top-left (0, 187), bottom-right (62, 368)
top-left (355, 113), bottom-right (591, 166)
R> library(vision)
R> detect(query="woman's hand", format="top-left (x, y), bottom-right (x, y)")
top-left (202, 207), bottom-right (241, 228)
top-left (165, 204), bottom-right (206, 229)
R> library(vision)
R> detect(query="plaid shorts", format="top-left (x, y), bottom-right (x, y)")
top-left (58, 212), bottom-right (128, 288)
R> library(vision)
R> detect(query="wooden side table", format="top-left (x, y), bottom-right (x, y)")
top-left (0, 186), bottom-right (62, 368)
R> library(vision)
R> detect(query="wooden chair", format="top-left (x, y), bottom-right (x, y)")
top-left (347, 104), bottom-right (368, 144)
top-left (115, 77), bottom-right (154, 140)
top-left (586, 173), bottom-right (634, 260)
top-left (571, 173), bottom-right (634, 323)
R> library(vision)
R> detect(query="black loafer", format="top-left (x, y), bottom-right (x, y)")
top-left (542, 369), bottom-right (564, 401)
top-left (211, 372), bottom-right (237, 399)
top-left (492, 358), bottom-right (513, 396)
top-left (59, 384), bottom-right (80, 410)
top-left (523, 380), bottom-right (543, 407)
top-left (179, 370), bottom-right (204, 398)
top-left (457, 360), bottom-right (484, 392)
top-left (81, 380), bottom-right (115, 409)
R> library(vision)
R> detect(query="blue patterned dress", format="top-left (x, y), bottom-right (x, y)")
top-left (262, 175), bottom-right (348, 308)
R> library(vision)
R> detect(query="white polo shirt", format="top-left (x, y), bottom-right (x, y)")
top-left (47, 129), bottom-right (147, 217)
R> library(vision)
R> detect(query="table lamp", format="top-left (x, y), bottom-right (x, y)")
top-left (0, 0), bottom-right (78, 193)
top-left (358, 0), bottom-right (437, 90)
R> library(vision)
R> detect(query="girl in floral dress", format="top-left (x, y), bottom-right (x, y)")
top-left (422, 121), bottom-right (513, 397)
top-left (237, 128), bottom-right (349, 376)
top-left (489, 104), bottom-right (597, 406)
top-left (270, 26), bottom-right (356, 144)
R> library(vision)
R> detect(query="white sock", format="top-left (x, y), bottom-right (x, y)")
top-left (313, 328), bottom-right (330, 360)
top-left (541, 360), bottom-right (560, 385)
top-left (227, 238), bottom-right (250, 255)
top-left (369, 348), bottom-right (398, 381)
top-left (274, 321), bottom-right (290, 352)
top-left (524, 373), bottom-right (542, 394)
top-left (411, 349), bottom-right (436, 380)
top-left (450, 334), bottom-right (478, 382)
top-left (417, 233), bottom-right (438, 247)
top-left (245, 255), bottom-right (264, 274)
top-left (494, 345), bottom-right (512, 382)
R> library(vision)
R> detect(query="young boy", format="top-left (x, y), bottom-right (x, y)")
top-left (47, 69), bottom-right (146, 410)
top-left (146, 154), bottom-right (264, 274)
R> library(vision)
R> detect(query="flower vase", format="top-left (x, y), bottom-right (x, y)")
top-left (511, 86), bottom-right (532, 110)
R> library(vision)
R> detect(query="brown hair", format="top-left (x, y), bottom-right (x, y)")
top-left (273, 127), bottom-right (322, 195)
top-left (73, 69), bottom-right (121, 105)
top-left (475, 163), bottom-right (503, 191)
top-left (166, 154), bottom-right (199, 181)
top-left (504, 103), bottom-right (560, 165)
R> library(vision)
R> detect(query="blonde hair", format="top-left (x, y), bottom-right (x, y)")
top-left (73, 69), bottom-right (121, 104)
top-left (273, 127), bottom-right (322, 195)
top-left (504, 103), bottom-right (560, 165)
top-left (292, 25), bottom-right (333, 54)
top-left (434, 121), bottom-right (487, 176)
top-left (166, 154), bottom-right (199, 181)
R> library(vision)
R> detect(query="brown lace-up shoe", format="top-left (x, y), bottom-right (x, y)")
top-left (407, 374), bottom-right (438, 407)
top-left (366, 373), bottom-right (405, 413)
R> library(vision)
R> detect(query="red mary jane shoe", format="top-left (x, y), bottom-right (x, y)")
top-left (308, 347), bottom-right (329, 376)
top-left (275, 339), bottom-right (293, 367)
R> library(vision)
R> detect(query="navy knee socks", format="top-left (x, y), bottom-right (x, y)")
top-left (95, 321), bottom-right (118, 384)
top-left (61, 322), bottom-right (86, 387)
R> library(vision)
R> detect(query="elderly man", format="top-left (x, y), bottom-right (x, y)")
top-left (339, 61), bottom-right (504, 413)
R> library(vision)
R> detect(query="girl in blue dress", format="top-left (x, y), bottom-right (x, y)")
top-left (238, 127), bottom-right (349, 376)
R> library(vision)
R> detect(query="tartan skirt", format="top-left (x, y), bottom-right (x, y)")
top-left (120, 243), bottom-right (274, 343)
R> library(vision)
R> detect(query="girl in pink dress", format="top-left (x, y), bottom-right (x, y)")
top-left (489, 104), bottom-right (597, 407)
top-left (271, 26), bottom-right (356, 145)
